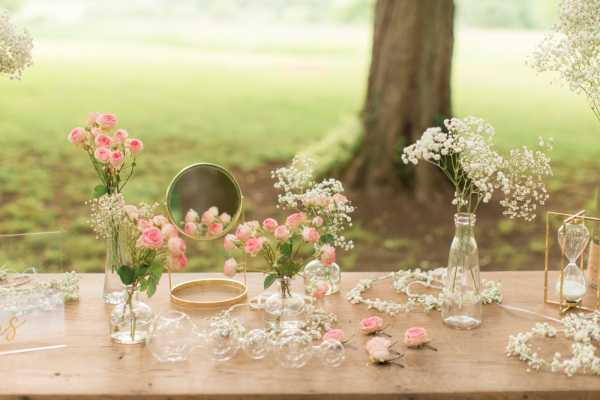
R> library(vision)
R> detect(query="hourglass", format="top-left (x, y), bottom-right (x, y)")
top-left (555, 218), bottom-right (590, 305)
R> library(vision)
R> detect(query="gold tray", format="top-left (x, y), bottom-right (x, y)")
top-left (169, 277), bottom-right (247, 309)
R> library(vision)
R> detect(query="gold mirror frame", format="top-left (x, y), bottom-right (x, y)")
top-left (165, 162), bottom-right (247, 309)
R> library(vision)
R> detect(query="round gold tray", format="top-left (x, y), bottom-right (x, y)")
top-left (169, 278), bottom-right (248, 309)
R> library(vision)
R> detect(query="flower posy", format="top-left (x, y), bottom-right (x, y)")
top-left (360, 315), bottom-right (385, 335)
top-left (0, 10), bottom-right (33, 79)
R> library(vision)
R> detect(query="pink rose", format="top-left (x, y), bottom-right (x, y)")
top-left (126, 138), bottom-right (144, 154)
top-left (169, 253), bottom-right (188, 271)
top-left (94, 147), bottom-right (111, 164)
top-left (235, 224), bottom-right (253, 242)
top-left (167, 236), bottom-right (186, 256)
top-left (138, 227), bottom-right (163, 249)
top-left (286, 212), bottom-right (306, 229)
top-left (223, 258), bottom-right (237, 277)
top-left (113, 129), bottom-right (128, 143)
top-left (123, 205), bottom-right (138, 220)
top-left (86, 112), bottom-right (99, 126)
top-left (320, 244), bottom-right (336, 266)
top-left (185, 209), bottom-right (199, 223)
top-left (312, 216), bottom-right (324, 227)
top-left (96, 113), bottom-right (118, 130)
top-left (302, 227), bottom-right (320, 243)
top-left (109, 150), bottom-right (124, 169)
top-left (208, 222), bottom-right (223, 236)
top-left (95, 134), bottom-right (112, 148)
top-left (244, 237), bottom-right (264, 256)
top-left (220, 212), bottom-right (231, 224)
top-left (201, 210), bottom-right (216, 224)
top-left (274, 225), bottom-right (291, 241)
top-left (323, 329), bottom-right (345, 342)
top-left (333, 193), bottom-right (348, 205)
top-left (366, 337), bottom-right (394, 364)
top-left (403, 327), bottom-right (430, 348)
top-left (161, 223), bottom-right (179, 239)
top-left (223, 234), bottom-right (237, 250)
top-left (262, 218), bottom-right (278, 232)
top-left (137, 219), bottom-right (153, 231)
top-left (152, 215), bottom-right (169, 227)
top-left (365, 336), bottom-right (391, 353)
top-left (184, 222), bottom-right (198, 236)
top-left (67, 127), bottom-right (86, 145)
top-left (311, 281), bottom-right (329, 299)
top-left (360, 316), bottom-right (384, 334)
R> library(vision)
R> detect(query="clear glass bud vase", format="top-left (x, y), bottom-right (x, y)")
top-left (441, 213), bottom-right (482, 330)
top-left (110, 285), bottom-right (153, 344)
top-left (264, 277), bottom-right (305, 331)
top-left (103, 224), bottom-right (128, 304)
top-left (303, 259), bottom-right (341, 296)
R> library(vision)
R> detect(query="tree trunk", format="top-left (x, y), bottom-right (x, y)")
top-left (346, 0), bottom-right (454, 203)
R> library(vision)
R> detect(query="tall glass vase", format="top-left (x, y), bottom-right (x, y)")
top-left (441, 212), bottom-right (482, 330)
top-left (103, 224), bottom-right (128, 304)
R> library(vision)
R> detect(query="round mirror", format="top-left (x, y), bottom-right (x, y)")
top-left (166, 163), bottom-right (242, 240)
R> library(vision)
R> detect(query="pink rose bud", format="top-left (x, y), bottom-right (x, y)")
top-left (403, 327), bottom-right (430, 348)
top-left (244, 237), bottom-right (264, 256)
top-left (201, 210), bottom-right (216, 224)
top-left (235, 224), bottom-right (253, 242)
top-left (311, 281), bottom-right (329, 299)
top-left (94, 147), bottom-right (111, 164)
top-left (67, 127), bottom-right (86, 145)
top-left (96, 113), bottom-right (118, 130)
top-left (109, 150), bottom-right (124, 169)
top-left (184, 222), bottom-right (198, 236)
top-left (207, 206), bottom-right (219, 216)
top-left (262, 218), bottom-right (279, 232)
top-left (208, 222), bottom-right (223, 236)
top-left (274, 225), bottom-right (291, 241)
top-left (223, 234), bottom-right (237, 250)
top-left (126, 138), bottom-right (143, 154)
top-left (320, 244), bottom-right (336, 266)
top-left (220, 212), bottom-right (232, 224)
top-left (302, 227), bottom-right (320, 243)
top-left (137, 227), bottom-right (163, 249)
top-left (285, 212), bottom-right (306, 229)
top-left (113, 129), bottom-right (128, 143)
top-left (86, 112), bottom-right (99, 126)
top-left (223, 258), bottom-right (238, 277)
top-left (312, 216), bottom-right (324, 227)
top-left (360, 316), bottom-right (384, 334)
top-left (185, 209), bottom-right (199, 223)
top-left (95, 134), bottom-right (112, 148)
top-left (167, 236), bottom-right (186, 256)
top-left (161, 223), bottom-right (179, 239)
top-left (323, 329), bottom-right (345, 342)
top-left (169, 253), bottom-right (188, 271)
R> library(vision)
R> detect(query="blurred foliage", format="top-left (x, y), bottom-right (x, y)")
top-left (456, 0), bottom-right (560, 30)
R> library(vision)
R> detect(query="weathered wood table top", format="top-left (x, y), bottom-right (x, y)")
top-left (1, 271), bottom-right (599, 399)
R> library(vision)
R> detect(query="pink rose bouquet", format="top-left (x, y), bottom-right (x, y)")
top-left (67, 112), bottom-right (144, 197)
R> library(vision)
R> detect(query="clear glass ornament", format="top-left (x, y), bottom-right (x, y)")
top-left (209, 324), bottom-right (240, 361)
top-left (110, 285), bottom-right (153, 344)
top-left (316, 339), bottom-right (345, 367)
top-left (242, 328), bottom-right (269, 360)
top-left (275, 328), bottom-right (313, 368)
top-left (146, 310), bottom-right (205, 362)
top-left (303, 259), bottom-right (341, 296)
top-left (556, 220), bottom-right (590, 302)
top-left (441, 213), bottom-right (482, 330)
top-left (264, 277), bottom-right (305, 331)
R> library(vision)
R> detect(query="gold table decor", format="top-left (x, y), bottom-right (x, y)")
top-left (544, 210), bottom-right (600, 314)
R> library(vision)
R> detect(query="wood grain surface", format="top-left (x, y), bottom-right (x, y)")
top-left (1, 272), bottom-right (599, 400)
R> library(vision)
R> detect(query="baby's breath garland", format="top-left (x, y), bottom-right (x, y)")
top-left (346, 268), bottom-right (502, 316)
top-left (506, 313), bottom-right (600, 377)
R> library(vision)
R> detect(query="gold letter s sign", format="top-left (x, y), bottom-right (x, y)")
top-left (0, 315), bottom-right (25, 343)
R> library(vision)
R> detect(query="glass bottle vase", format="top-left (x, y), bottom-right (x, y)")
top-left (264, 277), bottom-right (305, 331)
top-left (103, 224), bottom-right (128, 305)
top-left (110, 285), bottom-right (153, 344)
top-left (441, 213), bottom-right (482, 330)
top-left (303, 259), bottom-right (341, 296)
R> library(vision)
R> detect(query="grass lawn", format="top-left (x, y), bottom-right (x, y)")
top-left (0, 24), bottom-right (597, 272)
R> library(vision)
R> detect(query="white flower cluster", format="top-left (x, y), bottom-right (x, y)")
top-left (402, 116), bottom-right (552, 221)
top-left (346, 267), bottom-right (502, 316)
top-left (87, 193), bottom-right (126, 240)
top-left (529, 0), bottom-right (600, 122)
top-left (507, 313), bottom-right (600, 377)
top-left (272, 155), bottom-right (355, 251)
top-left (0, 10), bottom-right (33, 79)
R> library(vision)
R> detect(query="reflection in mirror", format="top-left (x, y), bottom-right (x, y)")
top-left (166, 164), bottom-right (242, 240)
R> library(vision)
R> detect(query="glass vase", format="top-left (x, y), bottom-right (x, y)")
top-left (103, 224), bottom-right (128, 305)
top-left (264, 277), bottom-right (305, 331)
top-left (110, 285), bottom-right (153, 345)
top-left (303, 259), bottom-right (341, 296)
top-left (441, 213), bottom-right (482, 330)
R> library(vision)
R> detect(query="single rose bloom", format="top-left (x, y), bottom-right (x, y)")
top-left (235, 224), bottom-right (253, 242)
top-left (223, 258), bottom-right (237, 277)
top-left (167, 236), bottom-right (186, 256)
top-left (285, 212), bottom-right (306, 229)
top-left (360, 316), bottom-right (384, 334)
top-left (368, 347), bottom-right (393, 364)
top-left (207, 206), bottom-right (219, 216)
top-left (262, 217), bottom-right (278, 232)
top-left (201, 210), bottom-right (216, 224)
top-left (109, 150), bottom-right (124, 169)
top-left (138, 227), bottom-right (163, 249)
top-left (126, 138), bottom-right (144, 154)
top-left (113, 129), bottom-right (128, 143)
top-left (95, 134), bottom-right (112, 148)
top-left (323, 329), bottom-right (345, 342)
top-left (274, 225), bottom-right (291, 241)
top-left (169, 253), bottom-right (188, 271)
top-left (220, 212), bottom-right (231, 224)
top-left (67, 127), bottom-right (86, 145)
top-left (312, 216), bottom-right (324, 227)
top-left (96, 113), bottom-right (118, 130)
top-left (403, 327), bottom-right (430, 348)
top-left (244, 237), bottom-right (264, 256)
top-left (208, 222), bottom-right (223, 236)
top-left (365, 336), bottom-right (392, 353)
top-left (184, 222), bottom-right (198, 236)
top-left (86, 112), bottom-right (99, 126)
top-left (311, 281), bottom-right (329, 299)
top-left (320, 244), bottom-right (336, 266)
top-left (185, 209), bottom-right (199, 223)
top-left (161, 223), bottom-right (179, 239)
top-left (302, 227), bottom-right (320, 243)
top-left (223, 234), bottom-right (237, 250)
top-left (94, 147), bottom-right (111, 164)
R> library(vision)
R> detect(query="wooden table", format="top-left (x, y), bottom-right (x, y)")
top-left (1, 272), bottom-right (599, 399)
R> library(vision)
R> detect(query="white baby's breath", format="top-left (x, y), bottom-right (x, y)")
top-left (0, 9), bottom-right (33, 79)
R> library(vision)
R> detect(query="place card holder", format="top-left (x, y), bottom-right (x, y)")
top-left (544, 211), bottom-right (600, 314)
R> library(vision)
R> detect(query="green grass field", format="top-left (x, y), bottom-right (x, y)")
top-left (0, 25), bottom-right (597, 272)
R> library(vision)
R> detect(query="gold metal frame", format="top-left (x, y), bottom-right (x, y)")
top-left (165, 162), bottom-right (247, 309)
top-left (544, 210), bottom-right (600, 314)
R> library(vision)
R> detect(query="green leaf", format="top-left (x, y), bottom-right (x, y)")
top-left (145, 261), bottom-right (164, 298)
top-left (279, 242), bottom-right (293, 257)
top-left (264, 274), bottom-right (277, 290)
top-left (320, 233), bottom-right (335, 244)
top-left (117, 265), bottom-right (135, 285)
top-left (93, 184), bottom-right (108, 198)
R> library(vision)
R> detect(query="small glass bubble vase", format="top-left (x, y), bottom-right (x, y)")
top-left (264, 277), bottom-right (305, 331)
top-left (103, 224), bottom-right (128, 305)
top-left (441, 212), bottom-right (482, 330)
top-left (303, 259), bottom-right (341, 296)
top-left (110, 284), bottom-right (153, 345)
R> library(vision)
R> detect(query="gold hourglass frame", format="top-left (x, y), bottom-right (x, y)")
top-left (544, 210), bottom-right (600, 314)
top-left (165, 163), bottom-right (247, 309)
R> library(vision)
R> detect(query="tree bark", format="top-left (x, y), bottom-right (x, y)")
top-left (346, 0), bottom-right (454, 203)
